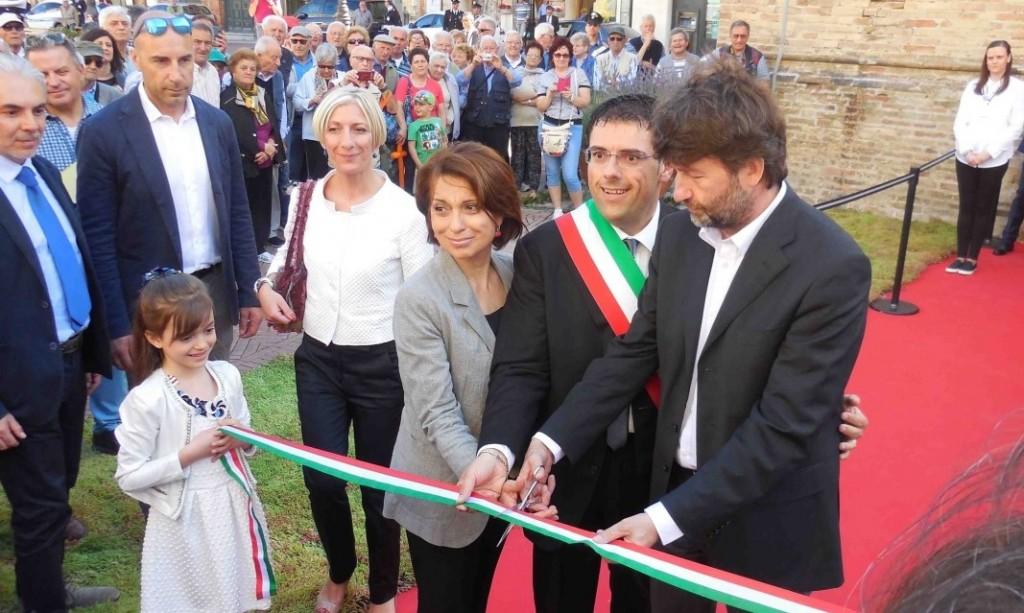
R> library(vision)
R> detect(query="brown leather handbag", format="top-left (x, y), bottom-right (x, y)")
top-left (272, 180), bottom-right (316, 333)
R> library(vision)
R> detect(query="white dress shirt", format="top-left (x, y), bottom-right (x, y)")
top-left (191, 61), bottom-right (223, 108)
top-left (645, 182), bottom-right (788, 546)
top-left (138, 85), bottom-right (221, 273)
top-left (267, 171), bottom-right (433, 346)
top-left (953, 76), bottom-right (1024, 168)
top-left (0, 156), bottom-right (88, 342)
top-left (490, 204), bottom-right (661, 468)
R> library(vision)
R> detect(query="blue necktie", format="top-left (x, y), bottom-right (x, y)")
top-left (16, 166), bottom-right (91, 332)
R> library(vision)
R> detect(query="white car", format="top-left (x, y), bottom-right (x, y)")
top-left (25, 1), bottom-right (65, 31)
top-left (406, 11), bottom-right (443, 45)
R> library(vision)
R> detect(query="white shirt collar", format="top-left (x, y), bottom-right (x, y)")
top-left (138, 82), bottom-right (196, 124)
top-left (698, 181), bottom-right (787, 255)
top-left (0, 155), bottom-right (34, 184)
top-left (611, 202), bottom-right (661, 253)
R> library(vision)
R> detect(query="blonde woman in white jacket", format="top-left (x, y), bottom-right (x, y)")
top-left (950, 40), bottom-right (1024, 275)
top-left (115, 271), bottom-right (272, 613)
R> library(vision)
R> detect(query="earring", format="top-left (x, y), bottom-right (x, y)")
top-left (495, 228), bottom-right (502, 237)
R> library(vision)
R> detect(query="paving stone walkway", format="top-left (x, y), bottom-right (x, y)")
top-left (229, 206), bottom-right (555, 372)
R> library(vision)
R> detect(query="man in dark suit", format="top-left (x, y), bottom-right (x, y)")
top-left (77, 10), bottom-right (263, 374)
top-left (458, 93), bottom-right (868, 611)
top-left (443, 0), bottom-right (464, 31)
top-left (0, 53), bottom-right (118, 612)
top-left (517, 61), bottom-right (871, 609)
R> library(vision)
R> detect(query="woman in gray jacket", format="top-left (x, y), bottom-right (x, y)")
top-left (383, 143), bottom-right (553, 613)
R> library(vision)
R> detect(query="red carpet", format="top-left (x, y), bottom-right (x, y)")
top-left (398, 249), bottom-right (1024, 612)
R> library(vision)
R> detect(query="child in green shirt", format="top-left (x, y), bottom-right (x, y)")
top-left (407, 90), bottom-right (447, 171)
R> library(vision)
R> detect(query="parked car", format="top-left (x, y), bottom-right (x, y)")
top-left (25, 0), bottom-right (65, 31)
top-left (406, 11), bottom-right (442, 44)
top-left (294, 0), bottom-right (386, 27)
top-left (147, 1), bottom-right (213, 21)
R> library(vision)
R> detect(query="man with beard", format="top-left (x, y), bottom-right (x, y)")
top-left (458, 90), bottom-right (869, 611)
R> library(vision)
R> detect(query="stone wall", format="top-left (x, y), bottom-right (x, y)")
top-left (718, 0), bottom-right (1024, 222)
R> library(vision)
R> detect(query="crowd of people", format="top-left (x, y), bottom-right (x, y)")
top-left (8, 3), bottom-right (1020, 613)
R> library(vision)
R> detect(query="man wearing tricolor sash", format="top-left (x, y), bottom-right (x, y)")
top-left (503, 61), bottom-right (872, 611)
top-left (458, 91), bottom-right (869, 611)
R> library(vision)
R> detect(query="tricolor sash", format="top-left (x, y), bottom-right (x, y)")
top-left (555, 201), bottom-right (662, 406)
top-left (220, 449), bottom-right (277, 600)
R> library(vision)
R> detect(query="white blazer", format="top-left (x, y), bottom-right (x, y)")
top-left (114, 361), bottom-right (254, 519)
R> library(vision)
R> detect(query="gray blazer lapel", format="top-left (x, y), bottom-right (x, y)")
top-left (440, 250), bottom-right (513, 353)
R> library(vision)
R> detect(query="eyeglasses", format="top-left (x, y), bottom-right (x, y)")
top-left (140, 16), bottom-right (192, 37)
top-left (348, 38), bottom-right (365, 45)
top-left (84, 56), bottom-right (107, 68)
top-left (585, 147), bottom-right (656, 167)
top-left (608, 36), bottom-right (624, 42)
top-left (143, 266), bottom-right (182, 284)
top-left (290, 38), bottom-right (309, 44)
top-left (1, 21), bottom-right (24, 31)
top-left (552, 52), bottom-right (570, 58)
top-left (317, 64), bottom-right (335, 69)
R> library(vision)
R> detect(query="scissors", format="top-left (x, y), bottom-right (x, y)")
top-left (495, 477), bottom-right (541, 548)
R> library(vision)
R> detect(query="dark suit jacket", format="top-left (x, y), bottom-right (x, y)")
top-left (0, 156), bottom-right (111, 427)
top-left (542, 188), bottom-right (871, 592)
top-left (76, 89), bottom-right (261, 339)
top-left (478, 205), bottom-right (676, 540)
top-left (220, 86), bottom-right (285, 178)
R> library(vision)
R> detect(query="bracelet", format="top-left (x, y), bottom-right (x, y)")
top-left (254, 276), bottom-right (273, 294)
top-left (478, 448), bottom-right (509, 475)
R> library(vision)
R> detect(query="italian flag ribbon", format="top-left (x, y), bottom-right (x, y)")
top-left (555, 201), bottom-right (662, 406)
top-left (221, 425), bottom-right (852, 613)
top-left (220, 448), bottom-right (277, 600)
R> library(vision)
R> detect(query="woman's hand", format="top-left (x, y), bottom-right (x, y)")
top-left (264, 139), bottom-right (277, 157)
top-left (254, 151), bottom-right (270, 165)
top-left (257, 284), bottom-right (296, 329)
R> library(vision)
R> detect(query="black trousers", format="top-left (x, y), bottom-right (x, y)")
top-left (533, 434), bottom-right (651, 613)
top-left (510, 125), bottom-right (542, 190)
top-left (245, 167), bottom-right (274, 253)
top-left (406, 517), bottom-right (507, 613)
top-left (0, 349), bottom-right (85, 613)
top-left (955, 160), bottom-right (1008, 259)
top-left (304, 139), bottom-right (330, 180)
top-left (998, 160), bottom-right (1024, 249)
top-left (294, 335), bottom-right (403, 604)
top-left (460, 120), bottom-right (511, 163)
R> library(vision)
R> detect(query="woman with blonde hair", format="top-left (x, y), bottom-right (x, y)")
top-left (257, 88), bottom-right (433, 613)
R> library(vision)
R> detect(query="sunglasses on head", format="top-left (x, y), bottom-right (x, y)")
top-left (140, 16), bottom-right (192, 37)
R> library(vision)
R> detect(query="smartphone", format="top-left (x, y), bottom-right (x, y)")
top-left (357, 70), bottom-right (373, 82)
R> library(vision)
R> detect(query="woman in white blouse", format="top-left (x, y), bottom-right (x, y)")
top-left (256, 88), bottom-right (433, 613)
top-left (950, 40), bottom-right (1024, 275)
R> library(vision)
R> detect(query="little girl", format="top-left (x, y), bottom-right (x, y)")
top-left (115, 271), bottom-right (274, 613)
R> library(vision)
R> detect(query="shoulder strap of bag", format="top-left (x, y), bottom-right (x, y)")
top-left (285, 180), bottom-right (316, 271)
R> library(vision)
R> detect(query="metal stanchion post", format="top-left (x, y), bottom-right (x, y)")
top-left (870, 166), bottom-right (921, 316)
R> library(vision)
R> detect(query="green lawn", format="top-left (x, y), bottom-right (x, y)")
top-left (0, 210), bottom-right (954, 612)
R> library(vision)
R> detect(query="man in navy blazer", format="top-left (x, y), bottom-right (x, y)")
top-left (0, 54), bottom-right (117, 611)
top-left (77, 11), bottom-right (263, 372)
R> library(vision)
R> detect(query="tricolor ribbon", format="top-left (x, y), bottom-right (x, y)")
top-left (220, 448), bottom-right (277, 600)
top-left (221, 425), bottom-right (852, 613)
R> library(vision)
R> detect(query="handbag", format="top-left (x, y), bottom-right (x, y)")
top-left (541, 120), bottom-right (572, 157)
top-left (271, 180), bottom-right (316, 333)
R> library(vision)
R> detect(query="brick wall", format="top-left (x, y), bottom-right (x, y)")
top-left (718, 0), bottom-right (1024, 222)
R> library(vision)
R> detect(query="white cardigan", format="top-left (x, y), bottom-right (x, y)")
top-left (114, 361), bottom-right (254, 520)
top-left (954, 76), bottom-right (1024, 168)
